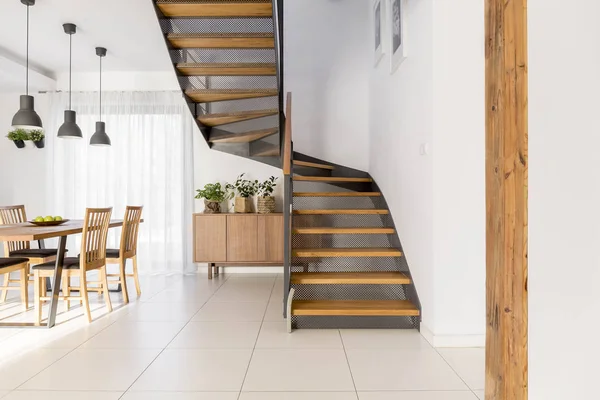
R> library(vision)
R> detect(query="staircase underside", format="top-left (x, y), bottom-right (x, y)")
top-left (289, 153), bottom-right (422, 330)
top-left (154, 0), bottom-right (281, 167)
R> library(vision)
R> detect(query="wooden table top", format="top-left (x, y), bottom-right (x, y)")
top-left (0, 220), bottom-right (127, 241)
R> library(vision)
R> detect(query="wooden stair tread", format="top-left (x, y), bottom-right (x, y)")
top-left (198, 109), bottom-right (278, 127)
top-left (291, 272), bottom-right (411, 285)
top-left (186, 89), bottom-right (278, 103)
top-left (157, 2), bottom-right (273, 18)
top-left (292, 227), bottom-right (395, 234)
top-left (177, 63), bottom-right (276, 76)
top-left (293, 176), bottom-right (372, 183)
top-left (168, 33), bottom-right (274, 49)
top-left (252, 145), bottom-right (279, 157)
top-left (292, 300), bottom-right (420, 317)
top-left (293, 160), bottom-right (335, 170)
top-left (293, 192), bottom-right (381, 197)
top-left (293, 209), bottom-right (389, 215)
top-left (292, 248), bottom-right (402, 257)
top-left (210, 127), bottom-right (278, 143)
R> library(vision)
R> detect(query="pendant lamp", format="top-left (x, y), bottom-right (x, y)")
top-left (12, 0), bottom-right (43, 131)
top-left (89, 47), bottom-right (111, 147)
top-left (57, 23), bottom-right (82, 139)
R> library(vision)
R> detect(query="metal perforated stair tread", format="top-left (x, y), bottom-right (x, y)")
top-left (209, 127), bottom-right (278, 143)
top-left (157, 1), bottom-right (273, 18)
top-left (293, 209), bottom-right (389, 215)
top-left (291, 272), bottom-right (411, 285)
top-left (198, 109), bottom-right (278, 126)
top-left (177, 63), bottom-right (277, 76)
top-left (293, 192), bottom-right (381, 197)
top-left (292, 227), bottom-right (395, 234)
top-left (168, 33), bottom-right (275, 49)
top-left (291, 300), bottom-right (420, 317)
top-left (186, 89), bottom-right (278, 103)
top-left (292, 248), bottom-right (403, 257)
top-left (293, 176), bottom-right (373, 183)
top-left (293, 160), bottom-right (335, 170)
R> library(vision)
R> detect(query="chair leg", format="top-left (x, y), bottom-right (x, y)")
top-left (101, 267), bottom-right (113, 313)
top-left (62, 276), bottom-right (71, 311)
top-left (34, 271), bottom-right (42, 325)
top-left (0, 273), bottom-right (9, 303)
top-left (19, 268), bottom-right (28, 311)
top-left (132, 256), bottom-right (141, 297)
top-left (119, 259), bottom-right (129, 304)
top-left (80, 271), bottom-right (92, 323)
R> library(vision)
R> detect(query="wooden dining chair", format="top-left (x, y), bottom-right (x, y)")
top-left (105, 206), bottom-right (143, 304)
top-left (0, 258), bottom-right (29, 311)
top-left (0, 205), bottom-right (64, 301)
top-left (32, 207), bottom-right (113, 324)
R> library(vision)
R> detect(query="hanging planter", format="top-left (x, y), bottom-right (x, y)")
top-left (29, 129), bottom-right (45, 148)
top-left (7, 129), bottom-right (28, 149)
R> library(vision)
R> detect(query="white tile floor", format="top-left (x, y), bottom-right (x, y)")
top-left (0, 273), bottom-right (484, 399)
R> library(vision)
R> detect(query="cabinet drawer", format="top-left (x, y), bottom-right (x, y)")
top-left (194, 215), bottom-right (227, 262)
top-left (227, 215), bottom-right (258, 262)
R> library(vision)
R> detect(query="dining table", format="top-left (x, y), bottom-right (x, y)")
top-left (0, 219), bottom-right (129, 328)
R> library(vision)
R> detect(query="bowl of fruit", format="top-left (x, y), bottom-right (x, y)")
top-left (29, 216), bottom-right (69, 226)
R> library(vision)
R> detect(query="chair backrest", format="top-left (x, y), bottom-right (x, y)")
top-left (80, 207), bottom-right (112, 271)
top-left (0, 205), bottom-right (30, 254)
top-left (120, 206), bottom-right (143, 258)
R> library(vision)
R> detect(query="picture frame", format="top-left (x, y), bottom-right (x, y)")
top-left (389, 0), bottom-right (407, 74)
top-left (373, 0), bottom-right (384, 66)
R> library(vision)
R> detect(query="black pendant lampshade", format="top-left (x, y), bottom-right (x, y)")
top-left (89, 47), bottom-right (110, 147)
top-left (57, 23), bottom-right (82, 139)
top-left (12, 0), bottom-right (43, 131)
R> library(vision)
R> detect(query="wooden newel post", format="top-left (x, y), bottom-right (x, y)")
top-left (485, 0), bottom-right (528, 399)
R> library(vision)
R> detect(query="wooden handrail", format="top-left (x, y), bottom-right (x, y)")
top-left (283, 92), bottom-right (292, 175)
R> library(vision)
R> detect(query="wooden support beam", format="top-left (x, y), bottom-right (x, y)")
top-left (485, 0), bottom-right (528, 399)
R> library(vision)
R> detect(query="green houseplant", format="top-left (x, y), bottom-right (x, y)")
top-left (6, 129), bottom-right (28, 149)
top-left (195, 182), bottom-right (231, 214)
top-left (257, 176), bottom-right (278, 213)
top-left (226, 173), bottom-right (258, 213)
top-left (28, 129), bottom-right (45, 149)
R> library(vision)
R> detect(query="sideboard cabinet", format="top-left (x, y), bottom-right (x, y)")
top-left (193, 213), bottom-right (283, 278)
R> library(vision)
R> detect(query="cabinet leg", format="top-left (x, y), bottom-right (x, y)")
top-left (214, 265), bottom-right (219, 276)
top-left (208, 263), bottom-right (213, 280)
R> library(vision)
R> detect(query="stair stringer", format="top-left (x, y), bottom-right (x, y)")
top-left (290, 155), bottom-right (422, 330)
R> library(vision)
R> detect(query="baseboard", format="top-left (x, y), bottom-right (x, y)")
top-left (421, 324), bottom-right (485, 348)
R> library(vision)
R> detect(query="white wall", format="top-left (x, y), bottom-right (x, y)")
top-left (368, 0), bottom-right (485, 344)
top-left (285, 0), bottom-right (370, 171)
top-left (529, 1), bottom-right (600, 398)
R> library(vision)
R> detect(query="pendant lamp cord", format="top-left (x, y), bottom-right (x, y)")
top-left (69, 33), bottom-right (72, 110)
top-left (99, 54), bottom-right (102, 122)
top-left (26, 3), bottom-right (29, 96)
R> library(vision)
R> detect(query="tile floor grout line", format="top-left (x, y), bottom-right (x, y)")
top-left (236, 275), bottom-right (278, 400)
top-left (11, 293), bottom-right (137, 393)
top-left (339, 329), bottom-right (360, 399)
top-left (117, 274), bottom-right (231, 400)
top-left (432, 346), bottom-right (478, 395)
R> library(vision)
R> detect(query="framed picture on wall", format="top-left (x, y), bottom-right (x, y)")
top-left (389, 0), bottom-right (407, 73)
top-left (373, 0), bottom-right (384, 66)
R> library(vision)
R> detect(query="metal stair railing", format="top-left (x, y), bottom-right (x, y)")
top-left (282, 92), bottom-right (292, 318)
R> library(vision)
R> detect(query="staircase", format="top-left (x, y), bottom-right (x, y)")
top-left (286, 155), bottom-right (421, 330)
top-left (152, 1), bottom-right (420, 331)
top-left (153, 0), bottom-right (283, 167)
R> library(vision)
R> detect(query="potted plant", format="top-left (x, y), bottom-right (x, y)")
top-left (257, 176), bottom-right (278, 213)
top-left (29, 129), bottom-right (45, 149)
top-left (226, 173), bottom-right (258, 213)
top-left (195, 182), bottom-right (231, 214)
top-left (6, 129), bottom-right (28, 149)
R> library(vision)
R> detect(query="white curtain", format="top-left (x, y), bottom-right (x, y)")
top-left (44, 91), bottom-right (196, 275)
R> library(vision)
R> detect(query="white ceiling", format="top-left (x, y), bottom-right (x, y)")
top-left (0, 0), bottom-right (172, 78)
